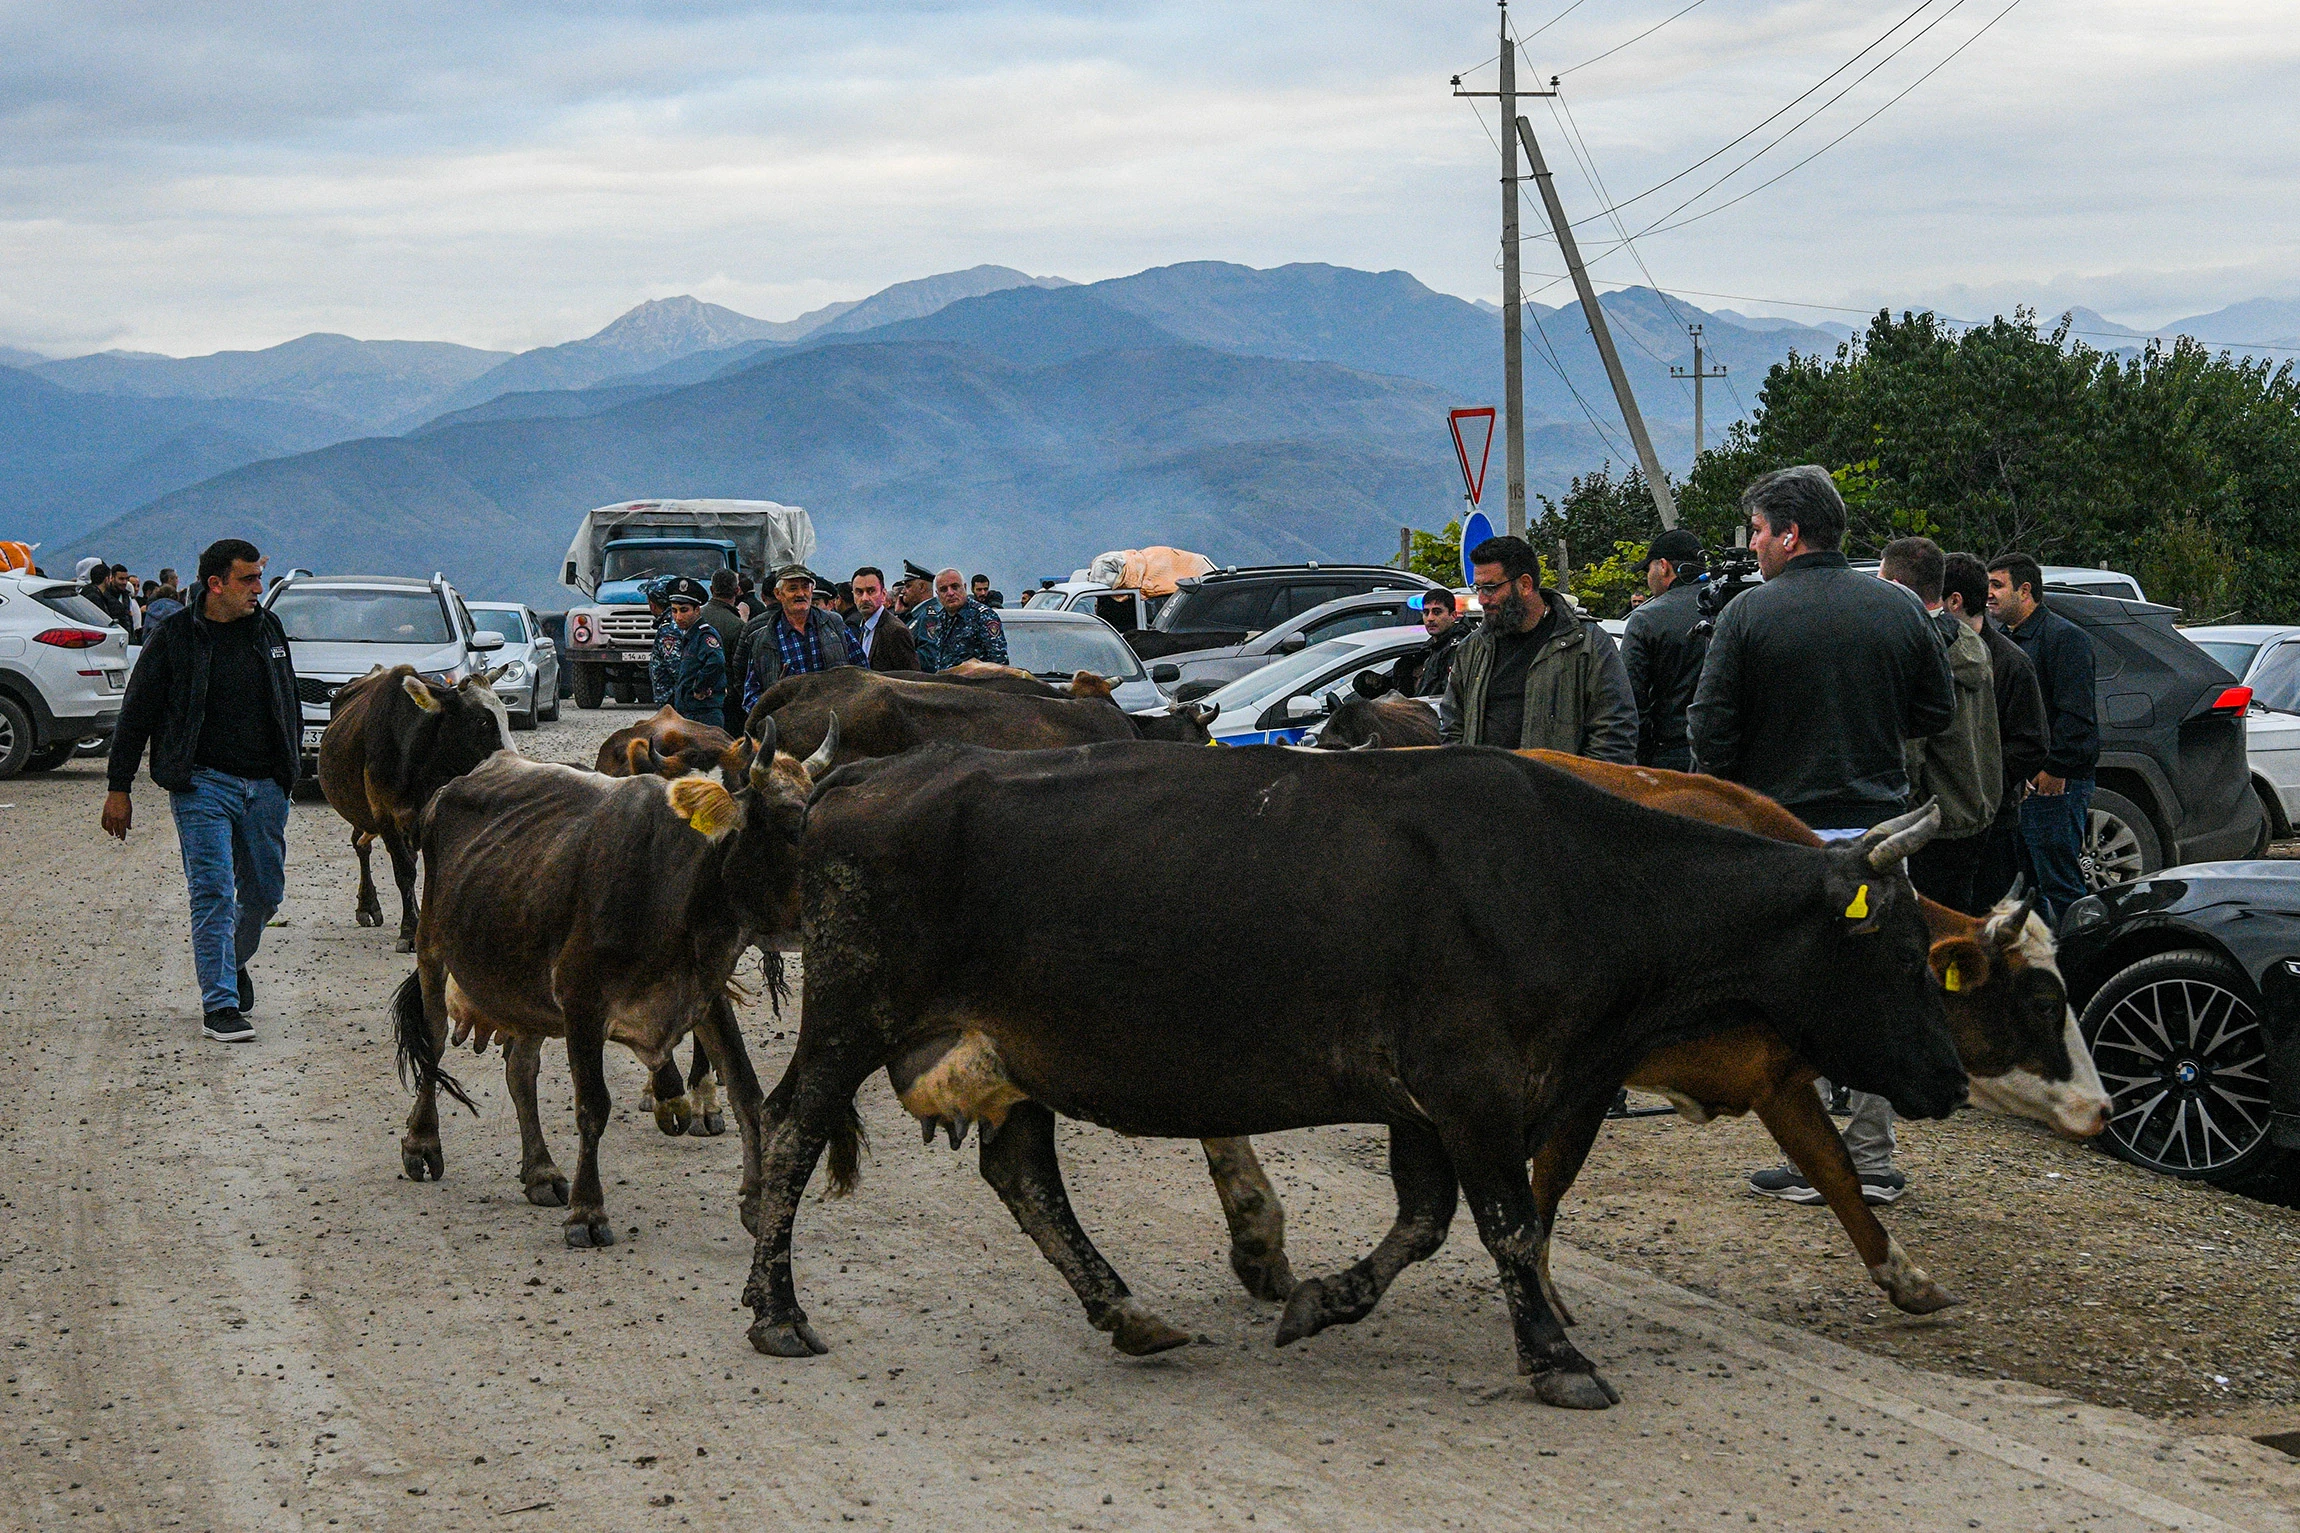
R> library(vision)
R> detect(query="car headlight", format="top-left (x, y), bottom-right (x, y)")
top-left (2059, 894), bottom-right (2109, 936)
top-left (496, 660), bottom-right (529, 684)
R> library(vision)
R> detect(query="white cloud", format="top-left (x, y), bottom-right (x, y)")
top-left (1, 1), bottom-right (2292, 355)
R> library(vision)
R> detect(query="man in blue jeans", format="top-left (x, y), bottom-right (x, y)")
top-left (102, 538), bottom-right (301, 1043)
top-left (1987, 553), bottom-right (2100, 925)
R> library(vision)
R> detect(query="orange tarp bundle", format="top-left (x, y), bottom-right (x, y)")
top-left (0, 541), bottom-right (35, 575)
top-left (1089, 546), bottom-right (1214, 598)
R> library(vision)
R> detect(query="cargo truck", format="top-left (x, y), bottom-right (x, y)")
top-left (558, 499), bottom-right (814, 708)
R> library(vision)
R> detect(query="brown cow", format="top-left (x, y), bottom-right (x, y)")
top-left (1312, 695), bottom-right (1442, 750)
top-left (318, 664), bottom-right (512, 952)
top-left (1208, 752), bottom-right (2109, 1332)
top-left (595, 705), bottom-right (738, 782)
top-left (395, 719), bottom-right (838, 1247)
top-left (747, 665), bottom-right (1212, 766)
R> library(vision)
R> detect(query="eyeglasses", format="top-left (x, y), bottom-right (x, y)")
top-left (1470, 577), bottom-right (1523, 597)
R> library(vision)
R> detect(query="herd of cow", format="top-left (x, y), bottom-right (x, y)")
top-left (312, 657), bottom-right (2111, 1412)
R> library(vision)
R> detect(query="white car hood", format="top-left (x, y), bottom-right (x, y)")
top-left (288, 639), bottom-right (466, 679)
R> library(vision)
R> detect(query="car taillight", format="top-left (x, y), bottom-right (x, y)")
top-left (2208, 685), bottom-right (2253, 715)
top-left (34, 627), bottom-right (107, 648)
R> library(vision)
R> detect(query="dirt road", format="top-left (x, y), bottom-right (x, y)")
top-left (7, 706), bottom-right (2300, 1531)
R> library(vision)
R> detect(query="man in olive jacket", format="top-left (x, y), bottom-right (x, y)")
top-left (1439, 535), bottom-right (1636, 762)
top-left (1880, 536), bottom-right (2000, 915)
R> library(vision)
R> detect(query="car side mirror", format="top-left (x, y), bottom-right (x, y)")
top-left (470, 630), bottom-right (505, 652)
top-left (1276, 633), bottom-right (1308, 654)
top-left (1150, 663), bottom-right (1181, 684)
top-left (1284, 694), bottom-right (1323, 721)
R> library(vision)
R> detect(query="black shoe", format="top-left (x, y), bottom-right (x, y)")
top-left (238, 967), bottom-right (254, 1013)
top-left (1860, 1170), bottom-right (1909, 1205)
top-left (203, 1008), bottom-right (254, 1043)
top-left (1747, 1166), bottom-right (1825, 1204)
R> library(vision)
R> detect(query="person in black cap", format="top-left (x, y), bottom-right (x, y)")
top-left (895, 561), bottom-right (935, 630)
top-left (1620, 527), bottom-right (1711, 771)
top-left (660, 576), bottom-right (727, 726)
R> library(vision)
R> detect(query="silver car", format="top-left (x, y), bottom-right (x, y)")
top-left (990, 607), bottom-right (1168, 714)
top-left (466, 602), bottom-right (560, 730)
top-left (264, 573), bottom-right (505, 768)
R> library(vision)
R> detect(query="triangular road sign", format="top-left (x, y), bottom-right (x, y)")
top-left (1448, 407), bottom-right (1496, 506)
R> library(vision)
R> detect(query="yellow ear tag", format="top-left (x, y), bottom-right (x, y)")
top-left (1844, 884), bottom-right (1870, 920)
top-left (1943, 962), bottom-right (1963, 993)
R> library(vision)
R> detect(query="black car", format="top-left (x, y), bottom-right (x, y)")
top-left (2057, 861), bottom-right (2300, 1191)
top-left (2048, 591), bottom-right (2264, 889)
top-left (1125, 564), bottom-right (1442, 661)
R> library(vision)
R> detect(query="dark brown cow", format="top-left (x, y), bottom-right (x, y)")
top-left (746, 665), bottom-right (1213, 766)
top-left (1313, 695), bottom-right (1442, 750)
top-left (318, 664), bottom-right (512, 952)
top-left (394, 720), bottom-right (837, 1247)
top-left (595, 705), bottom-right (739, 782)
top-left (1204, 752), bottom-right (2109, 1331)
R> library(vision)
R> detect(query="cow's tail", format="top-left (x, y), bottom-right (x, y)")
top-left (824, 1098), bottom-right (867, 1198)
top-left (393, 971), bottom-right (476, 1115)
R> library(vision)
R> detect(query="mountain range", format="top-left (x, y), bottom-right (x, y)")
top-left (18, 270), bottom-right (2300, 605)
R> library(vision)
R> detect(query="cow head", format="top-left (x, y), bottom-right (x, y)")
top-left (396, 669), bottom-right (515, 777)
top-left (1315, 696), bottom-right (1441, 751)
top-left (1768, 803), bottom-right (1968, 1121)
top-left (1068, 672), bottom-right (1119, 702)
top-left (1131, 700), bottom-right (1218, 744)
top-left (1938, 880), bottom-right (2110, 1138)
top-left (656, 714), bottom-right (840, 944)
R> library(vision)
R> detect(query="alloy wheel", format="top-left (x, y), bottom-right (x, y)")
top-left (2084, 808), bottom-right (2147, 890)
top-left (2088, 975), bottom-right (2271, 1177)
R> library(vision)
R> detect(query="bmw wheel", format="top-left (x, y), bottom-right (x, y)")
top-left (2079, 949), bottom-right (2290, 1190)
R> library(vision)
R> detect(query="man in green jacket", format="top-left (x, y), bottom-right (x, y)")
top-left (1439, 535), bottom-right (1637, 762)
top-left (1880, 536), bottom-right (2001, 914)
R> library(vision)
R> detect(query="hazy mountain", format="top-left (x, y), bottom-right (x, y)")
top-left (805, 265), bottom-right (1071, 337)
top-left (0, 345), bottom-right (49, 369)
top-left (2155, 299), bottom-right (2300, 352)
top-left (0, 366), bottom-right (351, 547)
top-left (32, 334), bottom-right (508, 433)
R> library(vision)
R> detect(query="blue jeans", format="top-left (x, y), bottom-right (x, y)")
top-left (168, 769), bottom-right (290, 1015)
top-left (2019, 776), bottom-right (2095, 928)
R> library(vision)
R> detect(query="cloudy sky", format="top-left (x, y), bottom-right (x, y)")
top-left (3, 0), bottom-right (2293, 357)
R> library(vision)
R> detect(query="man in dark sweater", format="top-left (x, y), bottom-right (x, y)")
top-left (1988, 553), bottom-right (2100, 925)
top-left (102, 538), bottom-right (300, 1043)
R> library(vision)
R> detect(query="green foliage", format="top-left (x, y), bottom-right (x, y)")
top-left (2138, 512), bottom-right (2241, 622)
top-left (1567, 540), bottom-right (1650, 619)
top-left (1406, 519), bottom-right (1464, 585)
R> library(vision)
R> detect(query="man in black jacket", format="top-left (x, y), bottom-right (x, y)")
top-left (1945, 552), bottom-right (2048, 909)
top-left (1620, 527), bottom-right (1708, 770)
top-left (101, 538), bottom-right (299, 1044)
top-left (700, 571), bottom-right (748, 733)
top-left (1690, 467), bottom-right (1955, 1209)
top-left (1989, 553), bottom-right (2100, 925)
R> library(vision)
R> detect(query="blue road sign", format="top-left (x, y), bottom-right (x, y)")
top-left (1459, 509), bottom-right (1496, 589)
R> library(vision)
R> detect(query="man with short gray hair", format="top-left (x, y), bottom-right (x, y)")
top-left (914, 566), bottom-right (1008, 672)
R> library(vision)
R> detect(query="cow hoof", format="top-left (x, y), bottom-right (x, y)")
top-left (653, 1099), bottom-right (692, 1136)
top-left (1870, 1241), bottom-right (1959, 1315)
top-left (356, 907), bottom-right (384, 929)
top-left (1531, 1370), bottom-right (1619, 1410)
top-left (1108, 1305), bottom-right (1192, 1358)
top-left (749, 1318), bottom-right (830, 1357)
top-left (525, 1175), bottom-right (569, 1208)
top-left (1230, 1247), bottom-right (1297, 1304)
top-left (394, 935), bottom-right (415, 955)
top-left (689, 1111), bottom-right (727, 1138)
top-left (1273, 1278), bottom-right (1332, 1347)
top-left (401, 1143), bottom-right (444, 1182)
top-left (564, 1216), bottom-right (616, 1248)
top-left (1886, 1278), bottom-right (1959, 1316)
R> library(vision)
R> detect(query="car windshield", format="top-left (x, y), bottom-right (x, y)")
top-left (1200, 631), bottom-right (1413, 715)
top-left (2249, 642), bottom-right (2300, 714)
top-left (469, 608), bottom-right (529, 642)
top-left (30, 584), bottom-right (116, 628)
top-left (2190, 640), bottom-right (2259, 679)
top-left (1021, 589), bottom-right (1068, 609)
top-left (1001, 619), bottom-right (1145, 680)
top-left (271, 588), bottom-right (450, 644)
top-left (602, 546), bottom-right (727, 583)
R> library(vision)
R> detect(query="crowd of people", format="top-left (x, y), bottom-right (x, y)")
top-left (48, 556), bottom-right (190, 642)
top-left (1384, 464), bottom-right (2095, 1206)
top-left (641, 560), bottom-right (1010, 734)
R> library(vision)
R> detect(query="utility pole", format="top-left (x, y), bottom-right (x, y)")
top-left (1512, 112), bottom-right (1679, 530)
top-left (1671, 324), bottom-right (1727, 466)
top-left (1452, 4), bottom-right (1552, 541)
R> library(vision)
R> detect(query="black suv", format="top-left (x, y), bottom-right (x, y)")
top-left (2051, 591), bottom-right (2264, 888)
top-left (1125, 564), bottom-right (1443, 660)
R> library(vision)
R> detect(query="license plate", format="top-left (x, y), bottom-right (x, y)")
top-left (101, 669), bottom-right (124, 692)
top-left (302, 726), bottom-right (326, 750)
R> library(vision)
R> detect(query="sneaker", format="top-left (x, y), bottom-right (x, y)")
top-left (238, 967), bottom-right (255, 1013)
top-left (1859, 1170), bottom-right (1909, 1205)
top-left (1747, 1167), bottom-right (1825, 1204)
top-left (203, 1008), bottom-right (254, 1043)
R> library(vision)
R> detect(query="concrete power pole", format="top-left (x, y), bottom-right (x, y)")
top-left (1512, 112), bottom-right (1679, 530)
top-left (1671, 324), bottom-right (1727, 466)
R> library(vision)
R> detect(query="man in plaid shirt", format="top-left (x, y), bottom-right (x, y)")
top-left (915, 566), bottom-right (1008, 672)
top-left (740, 565), bottom-right (856, 714)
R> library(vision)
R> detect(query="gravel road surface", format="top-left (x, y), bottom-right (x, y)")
top-left (7, 704), bottom-right (2300, 1531)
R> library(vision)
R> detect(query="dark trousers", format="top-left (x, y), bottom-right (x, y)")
top-left (2020, 777), bottom-right (2096, 927)
top-left (1972, 815), bottom-right (2025, 912)
top-left (1908, 832), bottom-right (1985, 916)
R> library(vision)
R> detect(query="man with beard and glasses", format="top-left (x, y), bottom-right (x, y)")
top-left (1438, 534), bottom-right (1635, 762)
top-left (1689, 465), bottom-right (1956, 1208)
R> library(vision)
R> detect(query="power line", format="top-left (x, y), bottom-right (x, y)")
top-left (1554, 0), bottom-right (1709, 77)
top-left (1546, 91), bottom-right (1701, 399)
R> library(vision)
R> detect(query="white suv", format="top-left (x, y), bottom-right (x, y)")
top-left (0, 571), bottom-right (131, 778)
top-left (263, 573), bottom-right (504, 770)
